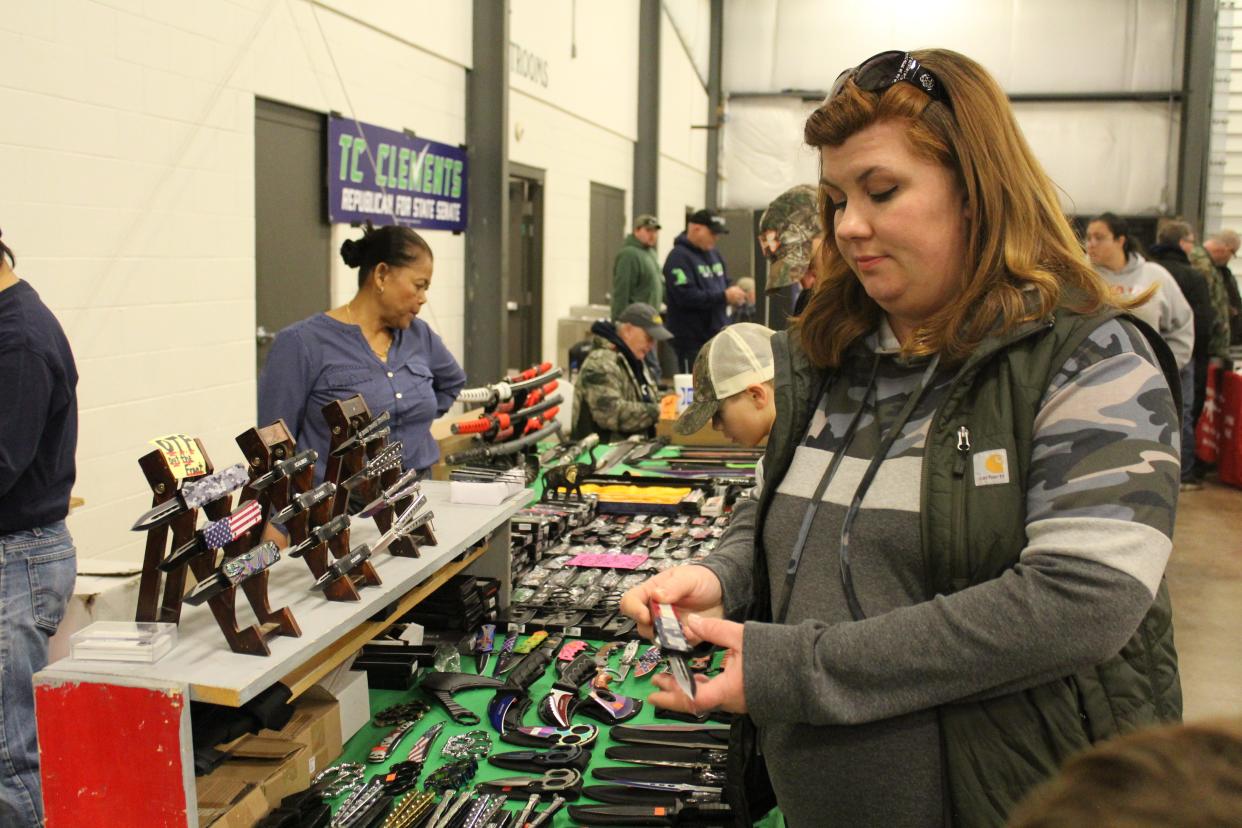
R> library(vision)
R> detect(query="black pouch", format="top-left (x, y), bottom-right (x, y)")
top-left (724, 714), bottom-right (776, 827)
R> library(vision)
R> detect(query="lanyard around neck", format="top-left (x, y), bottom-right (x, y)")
top-left (775, 352), bottom-right (941, 625)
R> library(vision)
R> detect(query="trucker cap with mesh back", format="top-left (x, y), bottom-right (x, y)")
top-left (675, 323), bottom-right (776, 435)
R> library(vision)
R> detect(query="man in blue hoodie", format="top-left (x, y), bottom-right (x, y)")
top-left (663, 210), bottom-right (745, 371)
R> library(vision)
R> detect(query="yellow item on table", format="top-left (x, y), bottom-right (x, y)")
top-left (578, 483), bottom-right (691, 505)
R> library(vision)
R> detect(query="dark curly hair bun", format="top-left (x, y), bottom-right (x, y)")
top-left (339, 238), bottom-right (363, 268)
top-left (339, 222), bottom-right (433, 288)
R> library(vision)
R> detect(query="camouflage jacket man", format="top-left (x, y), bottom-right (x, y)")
top-left (1188, 244), bottom-right (1233, 359)
top-left (571, 320), bottom-right (660, 442)
top-left (705, 302), bottom-right (1183, 827)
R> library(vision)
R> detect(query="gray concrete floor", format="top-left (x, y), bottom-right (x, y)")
top-left (1168, 478), bottom-right (1242, 721)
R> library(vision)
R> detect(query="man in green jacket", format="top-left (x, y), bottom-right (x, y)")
top-left (611, 215), bottom-right (662, 320)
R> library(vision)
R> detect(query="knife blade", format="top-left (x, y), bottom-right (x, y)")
top-left (615, 640), bottom-right (641, 681)
top-left (248, 448), bottom-right (317, 491)
top-left (310, 543), bottom-right (371, 591)
top-left (492, 629), bottom-right (519, 676)
top-left (269, 481), bottom-right (335, 526)
top-left (473, 623), bottom-right (496, 674)
top-left (649, 601), bottom-right (695, 699)
top-left (591, 765), bottom-right (725, 785)
top-left (330, 411), bottom-right (392, 457)
top-left (603, 746), bottom-right (728, 769)
top-left (287, 513), bottom-right (350, 558)
top-left (567, 801), bottom-right (733, 827)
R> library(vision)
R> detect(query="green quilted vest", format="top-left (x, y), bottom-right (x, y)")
top-left (749, 305), bottom-right (1183, 827)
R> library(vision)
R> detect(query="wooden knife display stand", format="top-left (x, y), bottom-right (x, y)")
top-left (324, 396), bottom-right (436, 559)
top-left (134, 438), bottom-right (297, 656)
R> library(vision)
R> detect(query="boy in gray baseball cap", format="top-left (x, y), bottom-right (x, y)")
top-left (675, 322), bottom-right (775, 447)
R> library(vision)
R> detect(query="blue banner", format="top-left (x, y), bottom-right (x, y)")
top-left (327, 116), bottom-right (468, 233)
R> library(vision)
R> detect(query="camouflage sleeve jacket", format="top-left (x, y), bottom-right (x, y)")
top-left (702, 318), bottom-right (1179, 727)
top-left (573, 344), bottom-right (660, 441)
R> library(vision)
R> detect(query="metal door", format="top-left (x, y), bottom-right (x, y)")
top-left (254, 98), bottom-right (331, 383)
top-left (506, 171), bottom-right (544, 372)
top-left (589, 182), bottom-right (627, 306)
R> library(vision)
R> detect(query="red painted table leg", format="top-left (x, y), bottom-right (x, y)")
top-left (35, 676), bottom-right (194, 827)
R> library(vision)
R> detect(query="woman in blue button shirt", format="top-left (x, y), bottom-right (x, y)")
top-left (258, 223), bottom-right (466, 482)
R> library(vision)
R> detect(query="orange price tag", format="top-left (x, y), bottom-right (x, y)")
top-left (149, 433), bottom-right (207, 480)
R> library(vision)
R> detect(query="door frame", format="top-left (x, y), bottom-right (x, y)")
top-left (509, 162), bottom-right (545, 367)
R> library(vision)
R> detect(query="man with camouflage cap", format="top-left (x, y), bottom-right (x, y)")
top-left (572, 303), bottom-right (670, 442)
top-left (758, 184), bottom-right (824, 317)
top-left (675, 323), bottom-right (776, 447)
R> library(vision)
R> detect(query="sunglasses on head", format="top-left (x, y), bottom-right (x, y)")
top-left (830, 50), bottom-right (950, 106)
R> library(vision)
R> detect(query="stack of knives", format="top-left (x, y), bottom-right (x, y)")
top-left (566, 724), bottom-right (734, 825)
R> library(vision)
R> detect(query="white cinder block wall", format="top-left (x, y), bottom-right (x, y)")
top-left (2, 0), bottom-right (707, 567)
top-left (0, 0), bottom-right (469, 566)
top-left (509, 0), bottom-right (639, 363)
top-left (657, 10), bottom-right (710, 261)
top-left (509, 0), bottom-right (708, 362)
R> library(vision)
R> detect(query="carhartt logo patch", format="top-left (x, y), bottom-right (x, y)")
top-left (972, 449), bottom-right (1010, 486)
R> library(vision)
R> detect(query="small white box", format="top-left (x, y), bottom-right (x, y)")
top-left (314, 668), bottom-right (370, 743)
top-left (450, 480), bottom-right (521, 505)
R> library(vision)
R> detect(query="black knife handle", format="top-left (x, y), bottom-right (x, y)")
top-left (504, 650), bottom-right (551, 693)
top-left (489, 746), bottom-right (589, 772)
top-left (554, 652), bottom-right (599, 691)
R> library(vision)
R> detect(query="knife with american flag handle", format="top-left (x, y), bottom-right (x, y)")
top-left (248, 448), bottom-right (318, 492)
top-left (310, 543), bottom-right (371, 591)
top-left (287, 513), bottom-right (350, 558)
top-left (184, 541), bottom-right (280, 604)
top-left (405, 722), bottom-right (444, 764)
top-left (632, 646), bottom-right (663, 678)
top-left (339, 441), bottom-right (403, 490)
top-left (356, 468), bottom-right (420, 518)
top-left (269, 481), bottom-right (335, 525)
top-left (160, 499), bottom-right (263, 571)
top-left (130, 463), bottom-right (250, 531)
top-left (330, 410), bottom-right (392, 457)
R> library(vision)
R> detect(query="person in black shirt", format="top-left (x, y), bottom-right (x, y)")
top-left (0, 229), bottom-right (78, 827)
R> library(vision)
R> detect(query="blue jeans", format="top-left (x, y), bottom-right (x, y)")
top-left (0, 522), bottom-right (76, 827)
top-left (1179, 361), bottom-right (1196, 483)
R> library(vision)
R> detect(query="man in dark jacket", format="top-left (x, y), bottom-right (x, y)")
top-left (663, 210), bottom-right (745, 372)
top-left (1149, 219), bottom-right (1215, 488)
top-left (0, 230), bottom-right (78, 827)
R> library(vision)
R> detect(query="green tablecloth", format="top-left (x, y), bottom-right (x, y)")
top-left (331, 639), bottom-right (784, 826)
